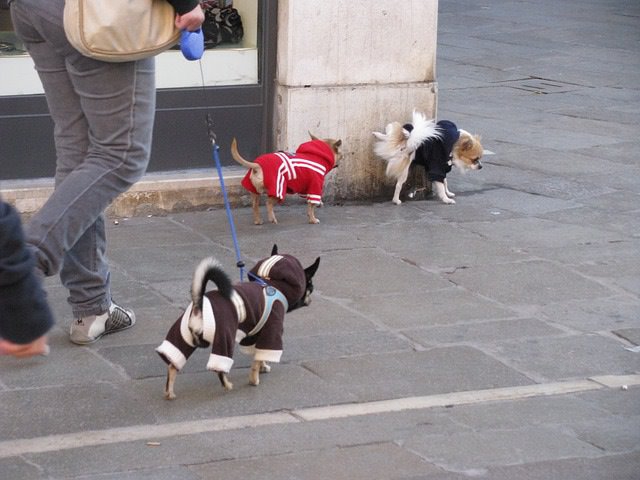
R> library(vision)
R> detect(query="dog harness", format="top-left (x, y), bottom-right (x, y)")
top-left (241, 139), bottom-right (336, 205)
top-left (246, 286), bottom-right (288, 337)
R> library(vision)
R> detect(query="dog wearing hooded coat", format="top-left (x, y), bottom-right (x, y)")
top-left (156, 245), bottom-right (320, 400)
top-left (373, 110), bottom-right (483, 205)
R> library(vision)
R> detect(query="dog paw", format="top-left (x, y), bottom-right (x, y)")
top-left (446, 192), bottom-right (456, 198)
top-left (254, 219), bottom-right (264, 225)
top-left (309, 218), bottom-right (320, 224)
top-left (442, 198), bottom-right (456, 205)
top-left (260, 362), bottom-right (271, 373)
top-left (392, 199), bottom-right (402, 205)
top-left (164, 392), bottom-right (176, 401)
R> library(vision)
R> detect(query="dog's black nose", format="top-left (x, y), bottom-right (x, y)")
top-left (478, 164), bottom-right (483, 169)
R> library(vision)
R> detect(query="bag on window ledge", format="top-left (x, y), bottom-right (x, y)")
top-left (201, 3), bottom-right (244, 49)
top-left (63, 0), bottom-right (180, 62)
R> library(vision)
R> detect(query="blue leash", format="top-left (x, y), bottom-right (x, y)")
top-left (184, 41), bottom-right (247, 282)
top-left (206, 114), bottom-right (246, 281)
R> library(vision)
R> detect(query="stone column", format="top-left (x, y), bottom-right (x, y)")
top-left (274, 0), bottom-right (438, 201)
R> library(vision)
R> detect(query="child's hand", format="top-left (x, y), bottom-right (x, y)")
top-left (0, 335), bottom-right (49, 358)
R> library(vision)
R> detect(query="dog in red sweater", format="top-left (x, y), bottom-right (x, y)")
top-left (231, 134), bottom-right (342, 225)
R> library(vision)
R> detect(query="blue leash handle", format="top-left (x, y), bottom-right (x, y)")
top-left (208, 115), bottom-right (246, 281)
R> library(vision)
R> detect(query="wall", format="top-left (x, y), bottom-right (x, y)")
top-left (274, 0), bottom-right (438, 201)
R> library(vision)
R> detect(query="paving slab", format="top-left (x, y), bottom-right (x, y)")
top-left (74, 468), bottom-right (201, 480)
top-left (347, 288), bottom-right (515, 330)
top-left (480, 452), bottom-right (640, 480)
top-left (539, 296), bottom-right (640, 333)
top-left (447, 259), bottom-right (615, 306)
top-left (0, 383), bottom-right (157, 441)
top-left (0, 343), bottom-right (123, 389)
top-left (355, 219), bottom-right (533, 270)
top-left (280, 295), bottom-right (376, 338)
top-left (540, 207), bottom-right (640, 238)
top-left (490, 334), bottom-right (640, 381)
top-left (125, 364), bottom-right (359, 423)
top-left (577, 386), bottom-right (640, 418)
top-left (0, 458), bottom-right (43, 480)
top-left (461, 216), bottom-right (622, 249)
top-left (569, 415), bottom-right (640, 453)
top-left (613, 328), bottom-right (640, 346)
top-left (302, 347), bottom-right (534, 402)
top-left (404, 427), bottom-right (603, 473)
top-left (25, 432), bottom-right (220, 479)
top-left (281, 330), bottom-right (413, 363)
top-left (313, 247), bottom-right (453, 297)
top-left (446, 393), bottom-right (618, 431)
top-left (404, 318), bottom-right (564, 347)
top-left (189, 443), bottom-right (441, 480)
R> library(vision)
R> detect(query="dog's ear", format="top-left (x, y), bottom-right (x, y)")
top-left (334, 139), bottom-right (342, 148)
top-left (305, 257), bottom-right (320, 280)
top-left (308, 131), bottom-right (319, 141)
top-left (461, 138), bottom-right (475, 151)
top-left (271, 244), bottom-right (278, 256)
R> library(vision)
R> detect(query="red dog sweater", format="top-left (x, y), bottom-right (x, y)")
top-left (241, 140), bottom-right (336, 205)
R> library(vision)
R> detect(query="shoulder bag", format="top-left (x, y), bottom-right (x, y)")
top-left (63, 0), bottom-right (180, 62)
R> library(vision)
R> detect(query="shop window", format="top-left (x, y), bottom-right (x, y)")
top-left (158, 0), bottom-right (258, 88)
top-left (0, 0), bottom-right (259, 96)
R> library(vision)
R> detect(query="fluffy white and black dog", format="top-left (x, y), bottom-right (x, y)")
top-left (156, 245), bottom-right (320, 400)
top-left (373, 110), bottom-right (483, 205)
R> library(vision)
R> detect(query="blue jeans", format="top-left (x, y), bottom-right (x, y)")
top-left (10, 0), bottom-right (155, 317)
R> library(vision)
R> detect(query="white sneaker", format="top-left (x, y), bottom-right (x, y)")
top-left (69, 302), bottom-right (136, 345)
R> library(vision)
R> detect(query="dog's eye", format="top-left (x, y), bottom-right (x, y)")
top-left (472, 158), bottom-right (480, 164)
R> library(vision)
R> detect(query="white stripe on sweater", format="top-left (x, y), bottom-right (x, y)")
top-left (275, 152), bottom-right (296, 180)
top-left (276, 163), bottom-right (287, 199)
top-left (178, 297), bottom-right (215, 347)
top-left (291, 159), bottom-right (327, 176)
top-left (257, 255), bottom-right (283, 278)
top-left (231, 290), bottom-right (246, 323)
top-left (155, 340), bottom-right (188, 371)
top-left (207, 353), bottom-right (234, 373)
top-left (179, 303), bottom-right (196, 348)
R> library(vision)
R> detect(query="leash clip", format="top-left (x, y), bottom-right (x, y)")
top-left (206, 114), bottom-right (217, 145)
top-left (247, 271), bottom-right (268, 287)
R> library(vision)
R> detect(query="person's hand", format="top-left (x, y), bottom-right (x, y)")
top-left (175, 4), bottom-right (205, 32)
top-left (0, 335), bottom-right (49, 358)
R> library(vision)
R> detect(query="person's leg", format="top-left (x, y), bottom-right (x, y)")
top-left (10, 1), bottom-right (155, 336)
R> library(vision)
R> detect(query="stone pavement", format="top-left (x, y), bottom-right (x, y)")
top-left (1, 0), bottom-right (639, 478)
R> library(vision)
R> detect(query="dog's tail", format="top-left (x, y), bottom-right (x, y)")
top-left (406, 110), bottom-right (440, 152)
top-left (373, 122), bottom-right (412, 180)
top-left (373, 112), bottom-right (441, 180)
top-left (190, 257), bottom-right (233, 316)
top-left (230, 138), bottom-right (260, 170)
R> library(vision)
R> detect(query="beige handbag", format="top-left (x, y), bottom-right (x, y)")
top-left (63, 0), bottom-right (180, 62)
